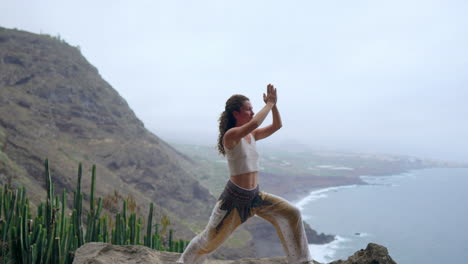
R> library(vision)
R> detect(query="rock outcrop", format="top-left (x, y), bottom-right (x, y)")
top-left (73, 242), bottom-right (396, 264)
top-left (329, 243), bottom-right (396, 264)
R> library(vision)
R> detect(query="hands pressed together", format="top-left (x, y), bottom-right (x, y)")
top-left (263, 83), bottom-right (277, 105)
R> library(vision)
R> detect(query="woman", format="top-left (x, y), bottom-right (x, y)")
top-left (178, 84), bottom-right (313, 264)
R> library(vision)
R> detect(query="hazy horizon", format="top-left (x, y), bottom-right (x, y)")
top-left (153, 128), bottom-right (465, 163)
top-left (2, 0), bottom-right (467, 163)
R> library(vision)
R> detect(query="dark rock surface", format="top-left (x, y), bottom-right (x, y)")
top-left (329, 243), bottom-right (396, 264)
top-left (73, 242), bottom-right (396, 264)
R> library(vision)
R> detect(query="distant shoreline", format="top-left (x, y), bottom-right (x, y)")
top-left (262, 165), bottom-right (464, 203)
top-left (298, 168), bottom-right (468, 264)
top-left (259, 171), bottom-right (367, 203)
top-left (290, 169), bottom-right (415, 257)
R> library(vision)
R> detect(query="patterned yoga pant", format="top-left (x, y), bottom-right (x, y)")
top-left (177, 180), bottom-right (313, 264)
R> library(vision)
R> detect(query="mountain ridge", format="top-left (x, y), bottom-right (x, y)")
top-left (0, 25), bottom-right (215, 241)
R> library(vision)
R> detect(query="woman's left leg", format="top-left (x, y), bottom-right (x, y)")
top-left (254, 192), bottom-right (313, 264)
top-left (177, 200), bottom-right (243, 264)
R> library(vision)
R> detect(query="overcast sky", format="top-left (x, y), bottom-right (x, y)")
top-left (2, 0), bottom-right (467, 162)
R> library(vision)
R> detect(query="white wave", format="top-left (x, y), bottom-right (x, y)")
top-left (315, 165), bottom-right (354, 170)
top-left (360, 172), bottom-right (414, 186)
top-left (296, 172), bottom-right (415, 212)
top-left (295, 185), bottom-right (359, 211)
top-left (333, 167), bottom-right (354, 170)
top-left (315, 165), bottom-right (335, 168)
top-left (309, 235), bottom-right (349, 264)
top-left (352, 232), bottom-right (372, 237)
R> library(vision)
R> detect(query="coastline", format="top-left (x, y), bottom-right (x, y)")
top-left (259, 163), bottom-right (449, 203)
top-left (286, 170), bottom-right (418, 263)
top-left (295, 168), bottom-right (468, 264)
top-left (253, 168), bottom-right (418, 250)
top-left (291, 180), bottom-right (383, 263)
top-left (258, 171), bottom-right (368, 203)
top-left (247, 165), bottom-right (466, 260)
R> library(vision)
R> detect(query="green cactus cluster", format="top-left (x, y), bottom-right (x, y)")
top-left (0, 159), bottom-right (189, 263)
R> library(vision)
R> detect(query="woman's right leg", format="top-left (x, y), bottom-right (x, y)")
top-left (255, 192), bottom-right (313, 264)
top-left (177, 200), bottom-right (243, 264)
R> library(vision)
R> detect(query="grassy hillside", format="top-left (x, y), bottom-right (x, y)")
top-left (0, 26), bottom-right (215, 241)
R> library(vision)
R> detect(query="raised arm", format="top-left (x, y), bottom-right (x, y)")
top-left (252, 103), bottom-right (282, 141)
top-left (224, 84), bottom-right (277, 149)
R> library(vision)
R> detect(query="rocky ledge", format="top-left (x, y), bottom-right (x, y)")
top-left (73, 242), bottom-right (396, 264)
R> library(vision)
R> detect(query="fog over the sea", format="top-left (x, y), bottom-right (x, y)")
top-left (2, 0), bottom-right (467, 162)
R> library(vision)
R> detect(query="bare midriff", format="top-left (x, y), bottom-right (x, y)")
top-left (229, 171), bottom-right (258, 189)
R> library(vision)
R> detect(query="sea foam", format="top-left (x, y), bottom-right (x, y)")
top-left (309, 235), bottom-right (349, 263)
top-left (295, 185), bottom-right (359, 211)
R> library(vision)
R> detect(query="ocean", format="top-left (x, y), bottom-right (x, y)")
top-left (296, 168), bottom-right (468, 264)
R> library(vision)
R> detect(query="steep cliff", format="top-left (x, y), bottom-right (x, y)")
top-left (0, 27), bottom-right (216, 240)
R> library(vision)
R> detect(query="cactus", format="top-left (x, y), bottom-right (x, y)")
top-left (169, 229), bottom-right (174, 251)
top-left (145, 203), bottom-right (154, 248)
top-left (0, 160), bottom-right (185, 264)
top-left (85, 164), bottom-right (96, 243)
top-left (136, 218), bottom-right (142, 245)
top-left (71, 163), bottom-right (84, 248)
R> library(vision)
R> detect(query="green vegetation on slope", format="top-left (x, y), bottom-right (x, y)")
top-left (0, 26), bottom-right (216, 246)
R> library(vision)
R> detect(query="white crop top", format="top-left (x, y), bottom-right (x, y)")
top-left (225, 134), bottom-right (259, 176)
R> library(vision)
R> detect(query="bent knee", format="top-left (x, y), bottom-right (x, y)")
top-left (282, 204), bottom-right (303, 222)
top-left (199, 242), bottom-right (220, 255)
top-left (283, 202), bottom-right (301, 215)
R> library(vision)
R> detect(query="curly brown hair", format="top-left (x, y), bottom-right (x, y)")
top-left (217, 94), bottom-right (249, 155)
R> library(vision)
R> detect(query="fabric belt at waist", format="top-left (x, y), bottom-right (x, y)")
top-left (216, 180), bottom-right (271, 231)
